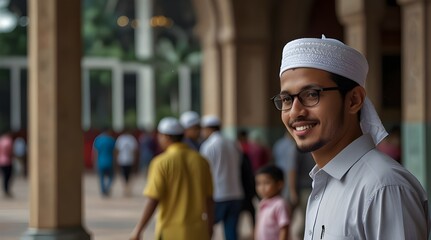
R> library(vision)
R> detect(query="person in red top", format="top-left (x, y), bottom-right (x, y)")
top-left (248, 130), bottom-right (271, 173)
top-left (0, 131), bottom-right (14, 197)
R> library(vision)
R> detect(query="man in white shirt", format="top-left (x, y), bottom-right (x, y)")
top-left (273, 35), bottom-right (429, 239)
top-left (115, 130), bottom-right (138, 196)
top-left (200, 115), bottom-right (244, 240)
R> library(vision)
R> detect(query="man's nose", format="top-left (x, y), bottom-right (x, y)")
top-left (288, 97), bottom-right (307, 118)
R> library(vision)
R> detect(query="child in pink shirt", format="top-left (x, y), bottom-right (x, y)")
top-left (255, 165), bottom-right (290, 240)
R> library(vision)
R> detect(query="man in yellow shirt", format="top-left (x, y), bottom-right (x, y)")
top-left (130, 117), bottom-right (214, 240)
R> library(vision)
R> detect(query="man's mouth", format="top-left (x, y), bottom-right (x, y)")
top-left (294, 124), bottom-right (314, 131)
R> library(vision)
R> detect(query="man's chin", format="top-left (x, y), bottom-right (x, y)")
top-left (296, 140), bottom-right (325, 153)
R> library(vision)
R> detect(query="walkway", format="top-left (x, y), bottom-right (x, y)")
top-left (0, 172), bottom-right (253, 240)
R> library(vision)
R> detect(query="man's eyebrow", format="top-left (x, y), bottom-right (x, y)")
top-left (279, 84), bottom-right (322, 94)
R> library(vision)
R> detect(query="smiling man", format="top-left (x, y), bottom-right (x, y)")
top-left (273, 36), bottom-right (429, 239)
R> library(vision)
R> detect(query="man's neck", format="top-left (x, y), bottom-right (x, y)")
top-left (312, 129), bottom-right (363, 169)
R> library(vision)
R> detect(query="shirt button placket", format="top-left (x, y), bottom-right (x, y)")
top-left (308, 171), bottom-right (327, 240)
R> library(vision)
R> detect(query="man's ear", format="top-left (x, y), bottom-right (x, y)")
top-left (346, 86), bottom-right (366, 114)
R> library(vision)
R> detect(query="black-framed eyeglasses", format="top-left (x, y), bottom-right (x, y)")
top-left (271, 87), bottom-right (339, 111)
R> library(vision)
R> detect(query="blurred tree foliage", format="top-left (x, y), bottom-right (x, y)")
top-left (0, 0), bottom-right (202, 129)
top-left (152, 35), bottom-right (201, 121)
top-left (83, 0), bottom-right (128, 59)
top-left (0, 23), bottom-right (27, 56)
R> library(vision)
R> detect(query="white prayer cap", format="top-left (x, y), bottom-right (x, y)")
top-left (279, 35), bottom-right (368, 84)
top-left (179, 111), bottom-right (200, 129)
top-left (157, 117), bottom-right (184, 135)
top-left (201, 115), bottom-right (221, 128)
top-left (279, 35), bottom-right (387, 145)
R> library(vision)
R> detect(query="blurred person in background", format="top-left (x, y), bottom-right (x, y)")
top-left (200, 115), bottom-right (244, 240)
top-left (115, 128), bottom-right (139, 197)
top-left (255, 165), bottom-right (290, 240)
top-left (92, 127), bottom-right (116, 197)
top-left (248, 130), bottom-right (271, 173)
top-left (272, 131), bottom-right (297, 200)
top-left (13, 131), bottom-right (27, 177)
top-left (138, 129), bottom-right (160, 177)
top-left (0, 131), bottom-right (14, 198)
top-left (237, 129), bottom-right (251, 157)
top-left (130, 117), bottom-right (213, 240)
top-left (236, 129), bottom-right (257, 233)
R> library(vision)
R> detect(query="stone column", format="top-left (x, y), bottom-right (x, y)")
top-left (397, 0), bottom-right (430, 193)
top-left (336, 0), bottom-right (385, 113)
top-left (112, 64), bottom-right (124, 132)
top-left (136, 0), bottom-right (156, 130)
top-left (10, 65), bottom-right (21, 131)
top-left (216, 0), bottom-right (236, 136)
top-left (81, 69), bottom-right (91, 131)
top-left (216, 0), bottom-right (273, 139)
top-left (136, 67), bottom-right (155, 130)
top-left (22, 1), bottom-right (91, 239)
top-left (192, 0), bottom-right (222, 117)
top-left (178, 64), bottom-right (192, 113)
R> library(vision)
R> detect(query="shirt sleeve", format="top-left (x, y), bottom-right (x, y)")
top-left (363, 185), bottom-right (429, 239)
top-left (143, 158), bottom-right (166, 200)
top-left (199, 144), bottom-right (210, 158)
top-left (275, 199), bottom-right (290, 228)
top-left (200, 144), bottom-right (216, 168)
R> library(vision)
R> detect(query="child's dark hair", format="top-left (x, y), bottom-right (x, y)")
top-left (256, 165), bottom-right (284, 182)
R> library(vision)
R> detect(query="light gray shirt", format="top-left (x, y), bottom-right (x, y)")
top-left (200, 132), bottom-right (243, 201)
top-left (305, 134), bottom-right (429, 240)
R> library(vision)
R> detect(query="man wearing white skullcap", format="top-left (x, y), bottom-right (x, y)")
top-left (274, 35), bottom-right (429, 239)
top-left (131, 117), bottom-right (214, 240)
top-left (179, 111), bottom-right (202, 150)
top-left (200, 115), bottom-right (244, 240)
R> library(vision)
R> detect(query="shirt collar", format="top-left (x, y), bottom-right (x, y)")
top-left (260, 195), bottom-right (282, 208)
top-left (310, 134), bottom-right (375, 180)
top-left (207, 131), bottom-right (221, 140)
top-left (166, 142), bottom-right (188, 152)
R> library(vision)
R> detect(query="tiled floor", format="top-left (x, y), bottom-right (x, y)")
top-left (0, 172), bottom-right (253, 240)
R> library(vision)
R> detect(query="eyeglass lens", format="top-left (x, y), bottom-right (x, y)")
top-left (273, 89), bottom-right (320, 110)
top-left (272, 87), bottom-right (338, 111)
